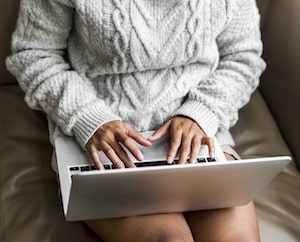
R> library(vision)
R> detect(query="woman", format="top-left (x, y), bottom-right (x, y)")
top-left (6, 0), bottom-right (265, 241)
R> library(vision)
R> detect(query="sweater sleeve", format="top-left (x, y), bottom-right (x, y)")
top-left (6, 0), bottom-right (121, 149)
top-left (174, 0), bottom-right (266, 137)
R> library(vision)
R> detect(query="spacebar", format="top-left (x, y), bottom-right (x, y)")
top-left (134, 157), bottom-right (215, 167)
top-left (104, 158), bottom-right (215, 169)
top-left (134, 160), bottom-right (174, 167)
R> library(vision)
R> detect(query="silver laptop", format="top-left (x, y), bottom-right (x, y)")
top-left (54, 132), bottom-right (291, 221)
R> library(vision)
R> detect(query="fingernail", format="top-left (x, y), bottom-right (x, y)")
top-left (148, 134), bottom-right (158, 141)
top-left (167, 156), bottom-right (173, 164)
top-left (146, 139), bottom-right (153, 145)
top-left (147, 136), bottom-right (154, 141)
top-left (138, 152), bottom-right (144, 161)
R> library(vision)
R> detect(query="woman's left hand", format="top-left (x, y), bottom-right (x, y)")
top-left (148, 116), bottom-right (215, 164)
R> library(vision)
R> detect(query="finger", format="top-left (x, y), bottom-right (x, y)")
top-left (147, 121), bottom-right (171, 142)
top-left (201, 137), bottom-right (215, 158)
top-left (120, 135), bottom-right (144, 161)
top-left (124, 125), bottom-right (152, 147)
top-left (189, 136), bottom-right (201, 163)
top-left (178, 134), bottom-right (192, 164)
top-left (87, 145), bottom-right (105, 170)
top-left (167, 129), bottom-right (182, 164)
top-left (102, 143), bottom-right (126, 169)
top-left (112, 142), bottom-right (136, 168)
top-left (115, 130), bottom-right (144, 161)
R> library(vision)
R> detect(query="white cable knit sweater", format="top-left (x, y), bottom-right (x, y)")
top-left (6, 0), bottom-right (265, 150)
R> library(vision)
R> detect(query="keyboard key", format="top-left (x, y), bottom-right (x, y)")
top-left (197, 158), bottom-right (206, 163)
top-left (135, 160), bottom-right (172, 167)
top-left (206, 158), bottom-right (216, 162)
top-left (80, 166), bottom-right (90, 171)
top-left (69, 166), bottom-right (79, 171)
top-left (104, 164), bottom-right (112, 170)
top-left (90, 165), bottom-right (97, 170)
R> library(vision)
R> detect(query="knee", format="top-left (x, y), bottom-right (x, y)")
top-left (220, 211), bottom-right (260, 242)
top-left (223, 208), bottom-right (260, 242)
top-left (148, 228), bottom-right (194, 242)
top-left (227, 232), bottom-right (260, 242)
top-left (155, 234), bottom-right (193, 242)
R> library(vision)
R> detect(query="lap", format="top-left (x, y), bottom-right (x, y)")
top-left (85, 213), bottom-right (193, 242)
top-left (85, 202), bottom-right (259, 242)
top-left (184, 202), bottom-right (259, 242)
top-left (84, 153), bottom-right (260, 242)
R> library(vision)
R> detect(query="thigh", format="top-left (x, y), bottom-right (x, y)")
top-left (85, 213), bottom-right (194, 242)
top-left (184, 202), bottom-right (260, 242)
top-left (184, 152), bottom-right (260, 242)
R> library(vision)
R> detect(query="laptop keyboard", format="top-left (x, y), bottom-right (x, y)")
top-left (69, 157), bottom-right (216, 175)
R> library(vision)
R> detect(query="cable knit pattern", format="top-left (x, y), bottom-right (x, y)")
top-left (6, 0), bottom-right (265, 149)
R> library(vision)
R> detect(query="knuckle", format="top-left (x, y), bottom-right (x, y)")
top-left (118, 152), bottom-right (130, 163)
top-left (113, 161), bottom-right (125, 169)
top-left (171, 137), bottom-right (181, 145)
top-left (114, 128), bottom-right (122, 135)
top-left (180, 145), bottom-right (190, 154)
top-left (193, 139), bottom-right (201, 146)
top-left (102, 146), bottom-right (114, 155)
top-left (121, 136), bottom-right (131, 145)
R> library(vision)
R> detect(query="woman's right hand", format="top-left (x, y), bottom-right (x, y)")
top-left (86, 121), bottom-right (152, 170)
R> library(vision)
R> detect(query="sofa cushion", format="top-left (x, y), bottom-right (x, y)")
top-left (0, 85), bottom-right (99, 242)
top-left (231, 91), bottom-right (300, 242)
top-left (1, 0), bottom-right (299, 241)
top-left (1, 84), bottom-right (298, 242)
top-left (256, 0), bottom-right (271, 25)
top-left (0, 1), bottom-right (19, 85)
top-left (258, 0), bottom-right (300, 170)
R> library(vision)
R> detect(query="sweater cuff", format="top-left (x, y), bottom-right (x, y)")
top-left (73, 101), bottom-right (121, 149)
top-left (173, 100), bottom-right (219, 137)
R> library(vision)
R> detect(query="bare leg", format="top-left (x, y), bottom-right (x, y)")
top-left (85, 153), bottom-right (260, 242)
top-left (85, 213), bottom-right (194, 242)
top-left (184, 202), bottom-right (260, 242)
top-left (183, 153), bottom-right (261, 242)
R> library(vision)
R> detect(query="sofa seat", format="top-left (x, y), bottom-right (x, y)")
top-left (1, 0), bottom-right (300, 241)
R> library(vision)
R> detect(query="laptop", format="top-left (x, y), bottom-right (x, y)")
top-left (54, 132), bottom-right (291, 221)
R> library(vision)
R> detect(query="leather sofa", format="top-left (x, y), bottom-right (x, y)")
top-left (0, 0), bottom-right (299, 241)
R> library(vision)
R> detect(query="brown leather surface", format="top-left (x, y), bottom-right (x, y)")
top-left (0, 86), bottom-right (98, 242)
top-left (257, 0), bottom-right (271, 25)
top-left (0, 0), bottom-right (299, 242)
top-left (259, 0), bottom-right (300, 170)
top-left (0, 0), bottom-right (19, 85)
top-left (231, 91), bottom-right (290, 158)
top-left (232, 92), bottom-right (300, 242)
top-left (1, 84), bottom-right (299, 242)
